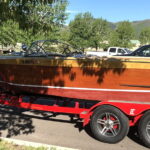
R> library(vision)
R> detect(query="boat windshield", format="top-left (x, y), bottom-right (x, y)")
top-left (25, 40), bottom-right (83, 57)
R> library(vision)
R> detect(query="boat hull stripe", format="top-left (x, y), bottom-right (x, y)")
top-left (0, 81), bottom-right (150, 93)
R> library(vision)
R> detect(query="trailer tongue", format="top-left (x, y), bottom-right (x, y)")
top-left (1, 89), bottom-right (150, 148)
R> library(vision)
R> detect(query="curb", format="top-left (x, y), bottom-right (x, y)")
top-left (0, 137), bottom-right (79, 150)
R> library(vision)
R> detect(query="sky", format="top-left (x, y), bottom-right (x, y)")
top-left (66, 0), bottom-right (150, 24)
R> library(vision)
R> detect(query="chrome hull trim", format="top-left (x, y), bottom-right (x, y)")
top-left (0, 81), bottom-right (150, 93)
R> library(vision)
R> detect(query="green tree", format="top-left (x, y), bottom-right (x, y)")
top-left (0, 20), bottom-right (23, 47)
top-left (109, 21), bottom-right (134, 48)
top-left (90, 18), bottom-right (110, 50)
top-left (69, 12), bottom-right (94, 51)
top-left (59, 26), bottom-right (70, 42)
top-left (139, 27), bottom-right (150, 45)
top-left (0, 0), bottom-right (68, 44)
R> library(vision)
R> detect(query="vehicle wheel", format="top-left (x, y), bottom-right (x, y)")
top-left (138, 111), bottom-right (150, 148)
top-left (90, 105), bottom-right (129, 143)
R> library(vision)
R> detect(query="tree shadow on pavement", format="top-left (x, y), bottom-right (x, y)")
top-left (0, 106), bottom-right (99, 140)
top-left (0, 107), bottom-right (86, 135)
top-left (0, 105), bottom-right (35, 138)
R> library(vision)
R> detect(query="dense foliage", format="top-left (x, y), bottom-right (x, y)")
top-left (68, 12), bottom-right (110, 51)
top-left (0, 20), bottom-right (23, 46)
top-left (69, 12), bottom-right (94, 51)
top-left (90, 18), bottom-right (110, 50)
top-left (139, 27), bottom-right (150, 45)
top-left (0, 2), bottom-right (150, 51)
top-left (0, 0), bottom-right (68, 46)
top-left (109, 21), bottom-right (134, 48)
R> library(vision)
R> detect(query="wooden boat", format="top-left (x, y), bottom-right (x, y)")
top-left (0, 40), bottom-right (150, 102)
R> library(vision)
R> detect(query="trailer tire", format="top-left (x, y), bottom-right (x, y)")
top-left (138, 111), bottom-right (150, 148)
top-left (90, 105), bottom-right (129, 143)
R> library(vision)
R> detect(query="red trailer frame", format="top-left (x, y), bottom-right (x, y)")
top-left (0, 90), bottom-right (150, 147)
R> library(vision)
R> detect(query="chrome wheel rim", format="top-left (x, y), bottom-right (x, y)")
top-left (97, 112), bottom-right (121, 137)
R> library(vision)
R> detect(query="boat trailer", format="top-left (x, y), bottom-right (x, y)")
top-left (0, 89), bottom-right (150, 147)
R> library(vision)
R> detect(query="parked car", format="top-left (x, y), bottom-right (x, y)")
top-left (86, 47), bottom-right (131, 57)
top-left (107, 47), bottom-right (131, 55)
top-left (121, 45), bottom-right (150, 57)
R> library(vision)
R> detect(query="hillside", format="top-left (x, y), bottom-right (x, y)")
top-left (132, 19), bottom-right (150, 35)
top-left (112, 19), bottom-right (150, 36)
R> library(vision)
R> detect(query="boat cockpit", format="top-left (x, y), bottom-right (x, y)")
top-left (20, 40), bottom-right (85, 58)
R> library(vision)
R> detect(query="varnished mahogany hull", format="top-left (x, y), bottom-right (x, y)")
top-left (0, 56), bottom-right (150, 102)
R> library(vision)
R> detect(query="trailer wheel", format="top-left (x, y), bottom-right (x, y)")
top-left (138, 111), bottom-right (150, 148)
top-left (90, 105), bottom-right (129, 143)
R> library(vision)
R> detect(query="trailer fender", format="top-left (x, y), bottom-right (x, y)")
top-left (91, 101), bottom-right (150, 116)
top-left (81, 101), bottom-right (150, 126)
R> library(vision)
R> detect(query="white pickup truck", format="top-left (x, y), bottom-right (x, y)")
top-left (86, 47), bottom-right (131, 57)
